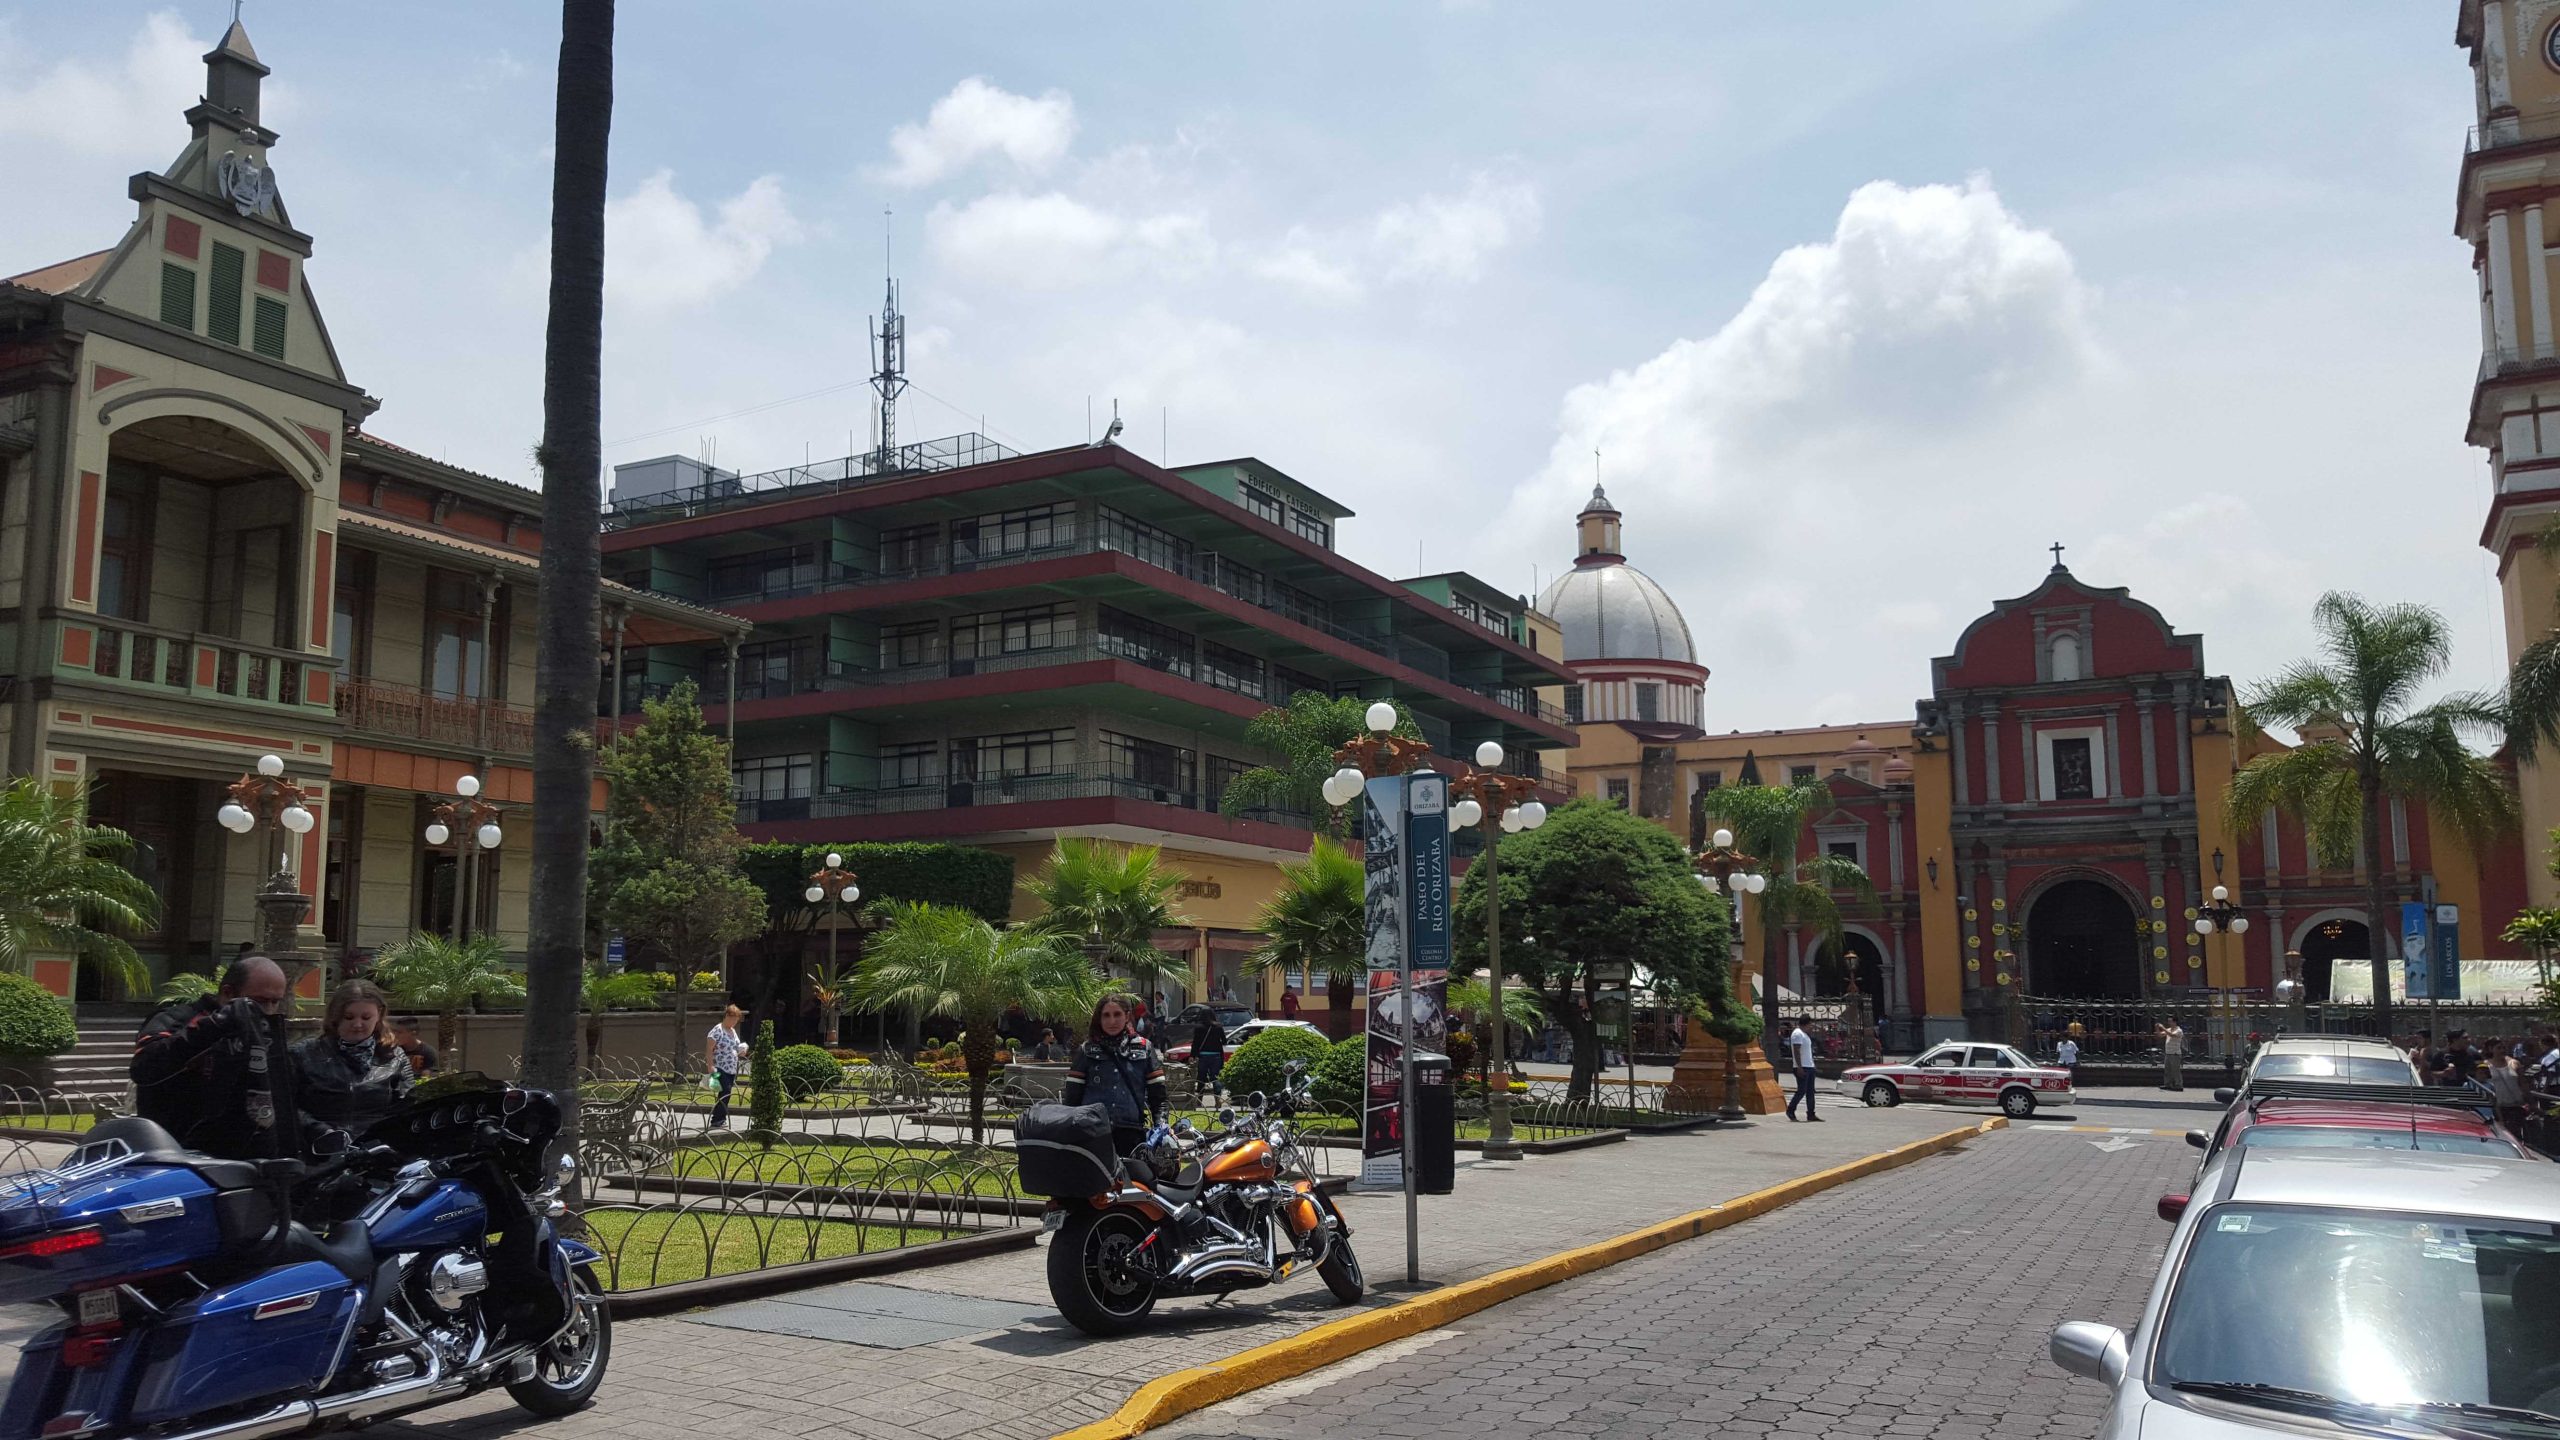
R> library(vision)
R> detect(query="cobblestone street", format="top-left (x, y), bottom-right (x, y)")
top-left (1160, 1104), bottom-right (2197, 1440)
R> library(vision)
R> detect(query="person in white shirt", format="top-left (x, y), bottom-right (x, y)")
top-left (703, 1004), bottom-right (748, 1129)
top-left (2156, 1021), bottom-right (2186, 1092)
top-left (1784, 1021), bottom-right (1821, 1122)
top-left (2056, 1035), bottom-right (2081, 1088)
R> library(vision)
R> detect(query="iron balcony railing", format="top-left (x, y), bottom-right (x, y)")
top-left (2467, 111), bottom-right (2560, 155)
top-left (339, 675), bottom-right (535, 755)
top-left (603, 433), bottom-right (1020, 530)
top-left (733, 764), bottom-right (1313, 830)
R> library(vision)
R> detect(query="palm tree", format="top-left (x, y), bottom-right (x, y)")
top-left (521, 0), bottom-right (618, 1132)
top-left (1702, 781), bottom-right (1875, 1056)
top-left (1020, 839), bottom-right (1190, 1000)
top-left (1448, 974), bottom-right (1543, 1083)
top-left (1247, 838), bottom-right (1366, 1036)
top-left (373, 933), bottom-right (526, 1059)
top-left (2230, 594), bottom-right (2513, 1034)
top-left (2504, 907), bottom-right (2560, 997)
top-left (849, 903), bottom-right (1098, 1141)
top-left (0, 778), bottom-right (158, 998)
top-left (1218, 694), bottom-right (1420, 839)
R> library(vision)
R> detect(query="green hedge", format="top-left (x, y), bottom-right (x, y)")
top-left (772, 1044), bottom-right (841, 1103)
top-left (740, 842), bottom-right (1015, 924)
top-left (1222, 1025), bottom-right (1332, 1102)
top-left (1311, 1034), bottom-right (1364, 1115)
top-left (0, 974), bottom-right (75, 1057)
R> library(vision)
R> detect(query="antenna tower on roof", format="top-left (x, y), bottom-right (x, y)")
top-left (868, 209), bottom-right (909, 473)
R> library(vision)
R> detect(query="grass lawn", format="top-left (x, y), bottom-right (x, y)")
top-left (575, 1208), bottom-right (964, 1291)
top-left (0, 1113), bottom-right (96, 1135)
top-left (665, 1138), bottom-right (1015, 1189)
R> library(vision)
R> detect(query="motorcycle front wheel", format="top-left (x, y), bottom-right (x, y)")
top-left (1049, 1208), bottom-right (1159, 1336)
top-left (508, 1264), bottom-right (612, 1417)
top-left (1317, 1219), bottom-right (1365, 1304)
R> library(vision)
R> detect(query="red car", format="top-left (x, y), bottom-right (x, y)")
top-left (2158, 1089), bottom-right (2535, 1221)
top-left (1838, 1040), bottom-right (2077, 1118)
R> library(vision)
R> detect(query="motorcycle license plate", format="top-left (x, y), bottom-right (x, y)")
top-left (75, 1290), bottom-right (115, 1326)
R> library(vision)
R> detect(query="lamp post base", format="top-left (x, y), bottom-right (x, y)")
top-left (1669, 1034), bottom-right (1783, 1115)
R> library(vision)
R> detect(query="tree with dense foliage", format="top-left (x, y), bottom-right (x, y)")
top-left (0, 973), bottom-right (75, 1058)
top-left (1451, 799), bottom-right (1728, 1100)
top-left (849, 903), bottom-right (1099, 1140)
top-left (595, 682), bottom-right (767, 1070)
top-left (1246, 838), bottom-right (1365, 1034)
top-left (771, 1044), bottom-right (841, 1102)
top-left (522, 0), bottom-right (618, 1143)
top-left (2229, 594), bottom-right (2513, 1034)
top-left (2506, 906), bottom-right (2560, 995)
top-left (1220, 1023), bottom-right (1332, 1102)
top-left (1021, 839), bottom-right (1190, 997)
top-left (1217, 694), bottom-right (1421, 839)
top-left (0, 778), bottom-right (159, 999)
top-left (734, 841), bottom-right (1018, 1033)
top-left (373, 933), bottom-right (524, 1059)
top-left (1700, 781), bottom-right (1874, 1054)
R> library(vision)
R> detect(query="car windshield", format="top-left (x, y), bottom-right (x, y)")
top-left (2155, 1206), bottom-right (2560, 1418)
top-left (2238, 1128), bottom-right (2515, 1158)
top-left (2254, 1054), bottom-right (2417, 1084)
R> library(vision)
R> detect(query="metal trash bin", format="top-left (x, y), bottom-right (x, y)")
top-left (1412, 1049), bottom-right (1455, 1194)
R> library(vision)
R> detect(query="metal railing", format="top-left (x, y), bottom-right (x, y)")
top-left (735, 764), bottom-right (1314, 830)
top-left (338, 676), bottom-right (534, 754)
top-left (2468, 111), bottom-right (2560, 155)
top-left (2005, 994), bottom-right (2556, 1070)
top-left (603, 433), bottom-right (1021, 530)
top-left (88, 620), bottom-right (313, 711)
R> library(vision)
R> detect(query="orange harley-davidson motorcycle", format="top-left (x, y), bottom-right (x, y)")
top-left (1042, 1062), bottom-right (1363, 1335)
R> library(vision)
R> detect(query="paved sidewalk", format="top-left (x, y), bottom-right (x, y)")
top-left (384, 1103), bottom-right (1986, 1440)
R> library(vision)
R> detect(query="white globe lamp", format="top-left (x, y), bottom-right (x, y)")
top-left (455, 773), bottom-right (481, 799)
top-left (825, 852), bottom-right (843, 869)
top-left (476, 823), bottom-right (503, 850)
top-left (841, 884), bottom-right (860, 904)
top-left (1364, 701), bottom-right (1397, 734)
top-left (804, 885), bottom-right (826, 903)
top-left (1449, 798), bottom-right (1483, 829)
top-left (1475, 741), bottom-right (1504, 768)
top-left (217, 803), bottom-right (253, 833)
top-left (255, 754), bottom-right (284, 778)
top-left (279, 805), bottom-right (315, 834)
top-left (1711, 828), bottom-right (1734, 851)
top-left (424, 822), bottom-right (451, 847)
top-left (1518, 800), bottom-right (1547, 829)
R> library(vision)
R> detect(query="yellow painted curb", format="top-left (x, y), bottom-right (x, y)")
top-left (1052, 1116), bottom-right (2007, 1440)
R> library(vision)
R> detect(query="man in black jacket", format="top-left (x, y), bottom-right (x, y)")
top-left (131, 955), bottom-right (307, 1159)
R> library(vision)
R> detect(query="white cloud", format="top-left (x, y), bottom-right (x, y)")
top-left (876, 77), bottom-right (1076, 188)
top-left (1375, 172), bottom-right (1542, 283)
top-left (0, 10), bottom-right (205, 160)
top-left (926, 190), bottom-right (1211, 289)
top-left (603, 170), bottom-right (805, 314)
top-left (1253, 241), bottom-right (1366, 303)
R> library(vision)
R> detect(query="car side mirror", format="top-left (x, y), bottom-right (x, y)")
top-left (2212, 1088), bottom-right (2237, 1105)
top-left (2156, 1194), bottom-right (2189, 1223)
top-left (2049, 1321), bottom-right (2129, 1384)
top-left (2184, 1130), bottom-right (2208, 1150)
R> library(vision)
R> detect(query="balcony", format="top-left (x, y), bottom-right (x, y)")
top-left (734, 764), bottom-right (1314, 831)
top-left (338, 675), bottom-right (534, 755)
top-left (2467, 112), bottom-right (2560, 155)
top-left (87, 619), bottom-right (319, 713)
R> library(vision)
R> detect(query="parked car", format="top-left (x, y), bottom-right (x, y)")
top-left (1163, 1017), bottom-right (1322, 1064)
top-left (2055, 1147), bottom-right (2560, 1434)
top-left (1837, 1040), bottom-right (2076, 1118)
top-left (2159, 1083), bottom-right (2532, 1222)
top-left (2212, 1036), bottom-right (2422, 1102)
top-left (1173, 1001), bottom-right (1255, 1031)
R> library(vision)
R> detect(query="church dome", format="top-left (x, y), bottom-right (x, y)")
top-left (1536, 484), bottom-right (1697, 664)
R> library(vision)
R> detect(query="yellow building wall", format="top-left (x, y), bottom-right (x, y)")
top-left (1909, 746), bottom-right (1958, 1020)
top-left (2189, 720), bottom-right (2245, 988)
top-left (2503, 537), bottom-right (2560, 906)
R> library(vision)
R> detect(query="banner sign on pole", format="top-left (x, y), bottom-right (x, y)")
top-left (1360, 774), bottom-right (1410, 1190)
top-left (1406, 771), bottom-right (1451, 1066)
top-left (2402, 902), bottom-right (2432, 1002)
top-left (604, 934), bottom-right (626, 972)
top-left (2434, 903), bottom-right (2462, 1001)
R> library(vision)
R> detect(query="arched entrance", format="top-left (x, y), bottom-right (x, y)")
top-left (2026, 879), bottom-right (2141, 997)
top-left (1809, 932), bottom-right (1887, 1004)
top-left (2296, 917), bottom-right (2370, 1004)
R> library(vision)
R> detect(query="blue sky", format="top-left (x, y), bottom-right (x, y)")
top-left (0, 3), bottom-right (2500, 731)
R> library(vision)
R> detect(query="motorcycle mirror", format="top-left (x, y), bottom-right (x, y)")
top-left (1217, 1107), bottom-right (1236, 1127)
top-left (1248, 1091), bottom-right (1267, 1111)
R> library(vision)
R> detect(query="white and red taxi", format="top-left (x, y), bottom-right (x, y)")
top-left (1838, 1041), bottom-right (2076, 1118)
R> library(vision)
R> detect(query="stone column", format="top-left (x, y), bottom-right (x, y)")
top-left (2530, 203), bottom-right (2553, 359)
top-left (2491, 208), bottom-right (2521, 358)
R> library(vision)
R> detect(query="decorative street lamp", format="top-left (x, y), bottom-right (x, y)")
top-left (2194, 884), bottom-right (2250, 1068)
top-left (215, 752), bottom-right (320, 963)
top-left (1693, 828), bottom-right (1767, 1122)
top-left (1449, 739), bottom-right (1548, 1160)
top-left (424, 774), bottom-right (504, 943)
top-left (804, 852), bottom-right (862, 1048)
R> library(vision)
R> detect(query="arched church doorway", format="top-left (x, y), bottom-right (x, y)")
top-left (2027, 880), bottom-right (2141, 997)
top-left (2297, 918), bottom-right (2369, 1004)
top-left (1810, 933), bottom-right (1887, 1006)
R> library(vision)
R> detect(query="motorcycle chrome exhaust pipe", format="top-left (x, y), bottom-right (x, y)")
top-left (1165, 1241), bottom-right (1265, 1283)
top-left (1179, 1258), bottom-right (1276, 1287)
top-left (135, 1331), bottom-right (451, 1440)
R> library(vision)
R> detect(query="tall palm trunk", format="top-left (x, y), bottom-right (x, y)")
top-left (523, 0), bottom-right (616, 1140)
top-left (1329, 973), bottom-right (1351, 1039)
top-left (2363, 778), bottom-right (2396, 1037)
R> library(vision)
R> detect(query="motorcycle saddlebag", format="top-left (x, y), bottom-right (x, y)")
top-left (1014, 1102), bottom-right (1123, 1198)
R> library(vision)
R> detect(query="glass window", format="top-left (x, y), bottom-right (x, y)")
top-left (1606, 778), bottom-right (1630, 808)
top-left (733, 753), bottom-right (813, 801)
top-left (953, 502), bottom-right (1074, 563)
top-left (879, 620), bottom-right (942, 669)
top-left (425, 571), bottom-right (489, 700)
top-left (2237, 1127), bottom-right (2516, 1157)
top-left (1096, 605), bottom-right (1196, 677)
top-left (879, 741), bottom-right (939, 789)
top-left (1205, 755), bottom-right (1252, 810)
top-left (2252, 1054), bottom-right (2421, 1084)
top-left (2153, 1206), bottom-right (2560, 1412)
top-left (1827, 840), bottom-right (1860, 864)
top-left (1199, 639), bottom-right (1266, 698)
top-left (1102, 731), bottom-right (1198, 799)
top-left (953, 603), bottom-right (1076, 659)
top-left (1636, 682), bottom-right (1661, 722)
top-left (1789, 765), bottom-right (1816, 786)
top-left (1915, 1048), bottom-right (1965, 1069)
top-left (2051, 737), bottom-right (2095, 800)
top-left (877, 523), bottom-right (939, 576)
top-left (1209, 554), bottom-right (1265, 605)
top-left (97, 486), bottom-right (148, 622)
top-left (1098, 508), bottom-right (1191, 573)
top-left (1274, 663), bottom-right (1325, 702)
top-left (726, 638), bottom-right (805, 699)
top-left (1287, 506), bottom-right (1332, 548)
top-left (1239, 483), bottom-right (1286, 527)
top-left (957, 729), bottom-right (1073, 780)
top-left (1696, 770), bottom-right (1723, 792)
top-left (1968, 1047), bottom-right (2012, 1069)
top-left (706, 545), bottom-right (821, 603)
top-left (331, 552), bottom-right (370, 675)
top-left (2049, 632), bottom-right (2083, 682)
top-left (1565, 685), bottom-right (1585, 723)
top-left (1272, 581), bottom-right (1330, 631)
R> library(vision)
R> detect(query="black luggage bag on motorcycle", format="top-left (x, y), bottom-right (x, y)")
top-left (1014, 1102), bottom-right (1123, 1197)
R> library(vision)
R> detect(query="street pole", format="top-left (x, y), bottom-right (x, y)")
top-left (1481, 832), bottom-right (1519, 1160)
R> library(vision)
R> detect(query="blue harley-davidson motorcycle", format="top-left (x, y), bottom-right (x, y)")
top-left (0, 1074), bottom-right (608, 1440)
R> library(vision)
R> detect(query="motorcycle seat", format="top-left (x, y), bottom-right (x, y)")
top-left (85, 1116), bottom-right (261, 1194)
top-left (282, 1217), bottom-right (374, 1288)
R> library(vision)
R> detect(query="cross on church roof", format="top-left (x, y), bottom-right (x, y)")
top-left (2049, 541), bottom-right (2066, 570)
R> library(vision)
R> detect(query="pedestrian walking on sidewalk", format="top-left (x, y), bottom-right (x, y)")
top-left (2156, 1021), bottom-right (2186, 1091)
top-left (1785, 1020), bottom-right (1821, 1121)
top-left (2056, 1034), bottom-right (2081, 1089)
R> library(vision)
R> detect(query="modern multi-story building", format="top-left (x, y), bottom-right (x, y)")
top-left (0, 21), bottom-right (743, 998)
top-left (600, 440), bottom-right (1577, 1006)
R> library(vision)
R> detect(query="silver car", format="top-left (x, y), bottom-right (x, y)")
top-left (2053, 1147), bottom-right (2560, 1436)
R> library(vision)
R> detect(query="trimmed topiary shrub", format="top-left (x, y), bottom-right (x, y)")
top-left (0, 975), bottom-right (75, 1057)
top-left (1310, 1033), bottom-right (1364, 1115)
top-left (772, 1044), bottom-right (841, 1103)
top-left (1222, 1024), bottom-right (1332, 1102)
top-left (748, 1021), bottom-right (784, 1144)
